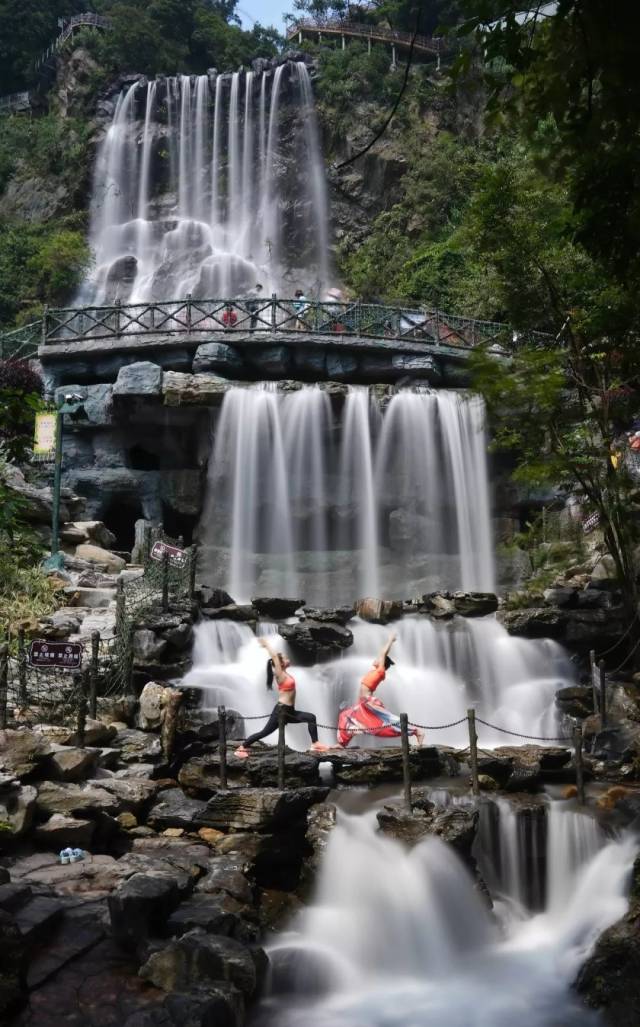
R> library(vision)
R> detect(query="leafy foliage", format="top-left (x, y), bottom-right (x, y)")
top-left (0, 359), bottom-right (44, 462)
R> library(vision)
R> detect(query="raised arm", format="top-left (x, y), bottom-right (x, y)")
top-left (377, 632), bottom-right (396, 666)
top-left (258, 637), bottom-right (285, 679)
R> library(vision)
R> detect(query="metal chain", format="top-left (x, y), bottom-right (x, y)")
top-left (475, 717), bottom-right (573, 742)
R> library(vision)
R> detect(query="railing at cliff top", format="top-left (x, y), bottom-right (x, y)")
top-left (34, 297), bottom-right (549, 349)
top-left (34, 13), bottom-right (112, 73)
top-left (287, 19), bottom-right (450, 56)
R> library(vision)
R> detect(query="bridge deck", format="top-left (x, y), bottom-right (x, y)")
top-left (287, 19), bottom-right (446, 57)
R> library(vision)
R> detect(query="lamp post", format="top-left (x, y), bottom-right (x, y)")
top-left (43, 392), bottom-right (87, 572)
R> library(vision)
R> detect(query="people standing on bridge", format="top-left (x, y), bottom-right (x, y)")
top-left (325, 287), bottom-right (346, 333)
top-left (293, 289), bottom-right (309, 330)
top-left (337, 633), bottom-right (424, 747)
top-left (222, 302), bottom-right (238, 329)
top-left (246, 283), bottom-right (264, 330)
top-left (235, 638), bottom-right (331, 758)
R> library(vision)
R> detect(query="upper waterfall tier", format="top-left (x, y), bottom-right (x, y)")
top-left (198, 386), bottom-right (495, 603)
top-left (79, 62), bottom-right (330, 306)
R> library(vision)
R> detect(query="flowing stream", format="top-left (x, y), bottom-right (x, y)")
top-left (253, 801), bottom-right (635, 1027)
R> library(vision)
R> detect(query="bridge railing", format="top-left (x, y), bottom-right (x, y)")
top-left (34, 13), bottom-right (112, 72)
top-left (288, 19), bottom-right (448, 55)
top-left (34, 296), bottom-right (549, 349)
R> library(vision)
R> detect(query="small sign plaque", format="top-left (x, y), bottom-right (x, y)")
top-left (29, 640), bottom-right (83, 670)
top-left (33, 412), bottom-right (57, 457)
top-left (150, 540), bottom-right (187, 567)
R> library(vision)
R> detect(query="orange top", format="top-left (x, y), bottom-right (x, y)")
top-left (278, 674), bottom-right (296, 693)
top-left (361, 666), bottom-right (385, 693)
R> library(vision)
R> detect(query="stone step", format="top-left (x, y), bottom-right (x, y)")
top-left (64, 586), bottom-right (116, 609)
top-left (0, 881), bottom-right (33, 913)
top-left (26, 913), bottom-right (105, 990)
top-left (14, 895), bottom-right (65, 943)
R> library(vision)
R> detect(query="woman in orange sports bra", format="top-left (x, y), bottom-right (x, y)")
top-left (338, 632), bottom-right (424, 747)
top-left (235, 638), bottom-right (330, 758)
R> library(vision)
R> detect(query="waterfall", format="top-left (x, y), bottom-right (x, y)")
top-left (182, 613), bottom-right (571, 749)
top-left (80, 62), bottom-right (331, 304)
top-left (254, 806), bottom-right (635, 1027)
top-left (199, 387), bottom-right (496, 605)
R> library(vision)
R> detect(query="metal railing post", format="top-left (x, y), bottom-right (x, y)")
top-left (467, 708), bottom-right (479, 796)
top-left (162, 550), bottom-right (170, 612)
top-left (0, 643), bottom-right (8, 729)
top-left (277, 706), bottom-right (286, 789)
top-left (271, 293), bottom-right (277, 330)
top-left (89, 630), bottom-right (100, 720)
top-left (218, 705), bottom-right (228, 789)
top-left (114, 298), bottom-right (122, 338)
top-left (186, 293), bottom-right (192, 334)
top-left (400, 713), bottom-right (412, 810)
top-left (17, 629), bottom-right (27, 706)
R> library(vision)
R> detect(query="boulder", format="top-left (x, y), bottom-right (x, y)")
top-left (555, 685), bottom-right (595, 719)
top-left (147, 789), bottom-right (217, 832)
top-left (202, 787), bottom-right (330, 832)
top-left (0, 909), bottom-right (26, 1015)
top-left (37, 610), bottom-right (82, 639)
top-left (251, 597), bottom-right (305, 618)
top-left (62, 520), bottom-right (117, 549)
top-left (451, 591), bottom-right (499, 617)
top-left (139, 929), bottom-right (259, 998)
top-left (300, 803), bottom-right (337, 893)
top-left (112, 728), bottom-right (164, 764)
top-left (279, 619), bottom-right (353, 660)
top-left (133, 629), bottom-right (168, 664)
top-left (202, 604), bottom-right (256, 622)
top-left (165, 893), bottom-right (257, 944)
top-left (195, 859), bottom-right (253, 904)
top-left (198, 587), bottom-right (235, 609)
top-left (2, 464), bottom-right (72, 524)
top-left (325, 746), bottom-right (442, 785)
top-left (35, 780), bottom-right (121, 818)
top-left (249, 346), bottom-right (291, 375)
top-left (543, 587), bottom-right (578, 608)
top-left (301, 605), bottom-right (355, 625)
top-left (108, 872), bottom-right (182, 950)
top-left (86, 776), bottom-right (159, 815)
top-left (419, 592), bottom-right (456, 618)
top-left (74, 543), bottom-right (126, 573)
top-left (0, 782), bottom-right (37, 837)
top-left (192, 342), bottom-right (244, 374)
top-left (0, 729), bottom-right (52, 779)
top-left (354, 597), bottom-right (403, 624)
top-left (48, 747), bottom-right (98, 782)
top-left (163, 370), bottom-right (234, 406)
top-left (34, 813), bottom-right (95, 849)
top-left (377, 800), bottom-right (478, 859)
top-left (113, 361), bottom-right (163, 397)
top-left (138, 681), bottom-right (181, 731)
top-left (326, 352), bottom-right (357, 379)
top-left (54, 383), bottom-right (114, 426)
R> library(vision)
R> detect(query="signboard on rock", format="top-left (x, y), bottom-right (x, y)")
top-left (29, 640), bottom-right (83, 670)
top-left (33, 412), bottom-right (57, 458)
top-left (150, 540), bottom-right (187, 568)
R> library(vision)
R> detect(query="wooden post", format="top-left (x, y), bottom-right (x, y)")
top-left (189, 544), bottom-right (199, 599)
top-left (467, 708), bottom-right (479, 796)
top-left (589, 649), bottom-right (598, 714)
top-left (400, 713), bottom-right (412, 810)
top-left (89, 630), bottom-right (100, 719)
top-left (218, 705), bottom-right (228, 789)
top-left (0, 643), bottom-right (8, 729)
top-left (114, 298), bottom-right (122, 338)
top-left (573, 723), bottom-right (585, 803)
top-left (271, 292), bottom-right (277, 330)
top-left (161, 690), bottom-right (183, 761)
top-left (186, 293), bottom-right (192, 334)
top-left (17, 629), bottom-right (27, 706)
top-left (143, 523), bottom-right (153, 566)
top-left (162, 550), bottom-right (170, 612)
top-left (76, 671), bottom-right (88, 748)
top-left (599, 659), bottom-right (607, 727)
top-left (277, 705), bottom-right (286, 790)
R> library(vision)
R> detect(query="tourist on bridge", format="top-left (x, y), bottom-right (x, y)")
top-left (246, 282), bottom-right (264, 330)
top-left (235, 638), bottom-right (330, 758)
top-left (222, 302), bottom-right (238, 329)
top-left (337, 633), bottom-right (424, 748)
top-left (293, 289), bottom-right (309, 330)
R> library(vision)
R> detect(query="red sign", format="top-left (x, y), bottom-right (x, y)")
top-left (150, 540), bottom-right (187, 568)
top-left (29, 640), bottom-right (83, 670)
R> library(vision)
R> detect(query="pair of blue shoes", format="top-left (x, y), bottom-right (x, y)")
top-left (59, 848), bottom-right (85, 864)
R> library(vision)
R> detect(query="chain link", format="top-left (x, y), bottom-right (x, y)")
top-left (475, 717), bottom-right (573, 742)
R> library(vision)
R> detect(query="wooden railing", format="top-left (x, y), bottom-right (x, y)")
top-left (16, 296), bottom-right (550, 350)
top-left (287, 19), bottom-right (448, 56)
top-left (34, 13), bottom-right (112, 72)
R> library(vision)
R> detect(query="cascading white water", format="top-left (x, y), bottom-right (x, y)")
top-left (253, 805), bottom-right (635, 1027)
top-left (79, 61), bottom-right (330, 304)
top-left (182, 612), bottom-right (571, 749)
top-left (199, 387), bottom-right (495, 604)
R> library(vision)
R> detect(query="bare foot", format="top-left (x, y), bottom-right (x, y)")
top-left (309, 742), bottom-right (331, 753)
top-left (235, 745), bottom-right (250, 759)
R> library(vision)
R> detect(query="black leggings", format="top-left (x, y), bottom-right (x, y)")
top-left (244, 703), bottom-right (318, 747)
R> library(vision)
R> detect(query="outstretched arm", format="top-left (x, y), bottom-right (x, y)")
top-left (259, 637), bottom-right (285, 679)
top-left (377, 632), bottom-right (396, 666)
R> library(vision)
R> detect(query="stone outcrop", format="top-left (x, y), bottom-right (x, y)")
top-left (279, 619), bottom-right (353, 661)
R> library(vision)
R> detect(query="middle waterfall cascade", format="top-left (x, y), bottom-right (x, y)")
top-left (182, 613), bottom-right (571, 748)
top-left (199, 387), bottom-right (495, 604)
top-left (254, 804), bottom-right (636, 1027)
top-left (79, 61), bottom-right (330, 305)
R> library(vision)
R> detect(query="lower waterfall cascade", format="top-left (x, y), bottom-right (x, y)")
top-left (183, 613), bottom-right (572, 749)
top-left (252, 801), bottom-right (635, 1027)
top-left (198, 386), bottom-right (495, 605)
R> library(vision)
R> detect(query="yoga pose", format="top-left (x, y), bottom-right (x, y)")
top-left (337, 633), bottom-right (424, 747)
top-left (235, 638), bottom-right (330, 758)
